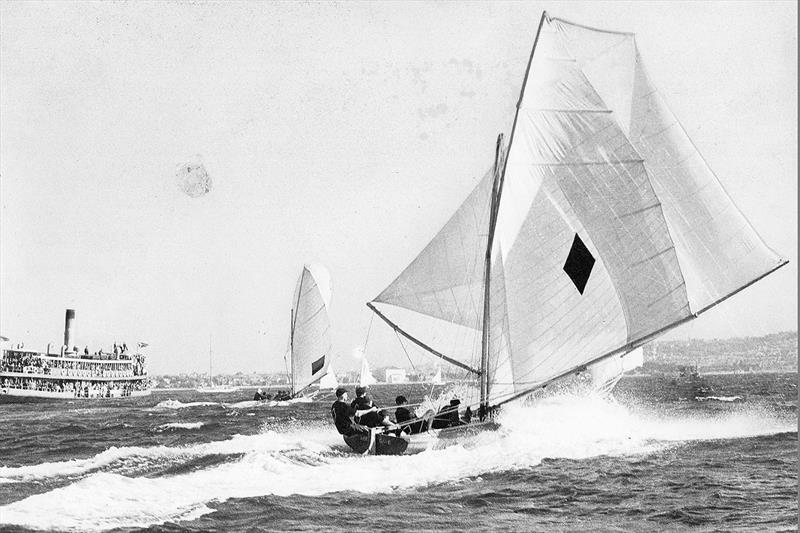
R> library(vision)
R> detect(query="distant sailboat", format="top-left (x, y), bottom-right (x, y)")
top-left (318, 364), bottom-right (339, 391)
top-left (196, 336), bottom-right (238, 393)
top-left (358, 357), bottom-right (377, 387)
top-left (347, 11), bottom-right (786, 455)
top-left (284, 264), bottom-right (332, 398)
top-left (431, 366), bottom-right (445, 385)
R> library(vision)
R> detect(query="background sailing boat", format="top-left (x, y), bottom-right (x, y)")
top-left (284, 264), bottom-right (332, 398)
top-left (196, 336), bottom-right (238, 393)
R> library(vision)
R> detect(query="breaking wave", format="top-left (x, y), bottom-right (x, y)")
top-left (153, 399), bottom-right (221, 409)
top-left (154, 422), bottom-right (206, 431)
top-left (696, 395), bottom-right (743, 402)
top-left (0, 394), bottom-right (793, 531)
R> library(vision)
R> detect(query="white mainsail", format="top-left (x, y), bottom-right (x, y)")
top-left (319, 364), bottom-right (339, 390)
top-left (370, 12), bottom-right (786, 409)
top-left (359, 357), bottom-right (377, 386)
top-left (289, 264), bottom-right (332, 396)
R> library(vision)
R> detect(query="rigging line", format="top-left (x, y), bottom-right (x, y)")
top-left (362, 312), bottom-right (375, 353)
top-left (394, 330), bottom-right (417, 371)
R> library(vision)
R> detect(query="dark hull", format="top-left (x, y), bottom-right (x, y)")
top-left (343, 421), bottom-right (501, 455)
top-left (344, 432), bottom-right (409, 455)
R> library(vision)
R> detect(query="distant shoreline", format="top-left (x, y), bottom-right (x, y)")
top-left (148, 371), bottom-right (798, 391)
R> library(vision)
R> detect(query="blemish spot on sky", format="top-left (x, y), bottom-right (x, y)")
top-left (175, 160), bottom-right (212, 198)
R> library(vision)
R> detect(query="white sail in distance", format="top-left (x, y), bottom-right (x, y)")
top-left (370, 12), bottom-right (786, 406)
top-left (318, 364), bottom-right (339, 391)
top-left (359, 357), bottom-right (378, 387)
top-left (289, 264), bottom-right (332, 395)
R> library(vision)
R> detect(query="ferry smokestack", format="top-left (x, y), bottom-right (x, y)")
top-left (64, 309), bottom-right (75, 351)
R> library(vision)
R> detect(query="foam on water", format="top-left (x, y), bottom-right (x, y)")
top-left (153, 399), bottom-right (221, 409)
top-left (225, 400), bottom-right (262, 409)
top-left (1, 393), bottom-right (794, 531)
top-left (696, 395), bottom-right (743, 402)
top-left (154, 422), bottom-right (206, 431)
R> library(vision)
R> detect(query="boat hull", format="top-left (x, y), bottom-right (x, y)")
top-left (343, 421), bottom-right (500, 456)
top-left (0, 388), bottom-right (151, 403)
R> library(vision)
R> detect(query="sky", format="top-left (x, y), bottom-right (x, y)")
top-left (1, 1), bottom-right (796, 376)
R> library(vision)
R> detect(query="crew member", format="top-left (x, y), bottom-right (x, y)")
top-left (394, 395), bottom-right (427, 435)
top-left (432, 398), bottom-right (465, 429)
top-left (350, 386), bottom-right (393, 428)
top-left (330, 387), bottom-right (367, 436)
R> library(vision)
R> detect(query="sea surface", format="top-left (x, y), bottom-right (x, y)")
top-left (0, 373), bottom-right (796, 532)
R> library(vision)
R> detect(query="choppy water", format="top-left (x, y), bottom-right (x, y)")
top-left (0, 373), bottom-right (796, 532)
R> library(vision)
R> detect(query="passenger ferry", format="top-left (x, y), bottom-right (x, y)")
top-left (0, 309), bottom-right (151, 402)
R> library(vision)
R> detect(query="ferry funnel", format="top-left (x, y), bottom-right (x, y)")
top-left (64, 309), bottom-right (76, 350)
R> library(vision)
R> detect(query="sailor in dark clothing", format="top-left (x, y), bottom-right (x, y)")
top-left (394, 395), bottom-right (426, 434)
top-left (350, 386), bottom-right (393, 428)
top-left (253, 388), bottom-right (267, 401)
top-left (431, 399), bottom-right (465, 429)
top-left (274, 390), bottom-right (291, 401)
top-left (331, 387), bottom-right (366, 436)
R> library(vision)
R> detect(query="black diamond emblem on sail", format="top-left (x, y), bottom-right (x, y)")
top-left (563, 234), bottom-right (595, 295)
top-left (311, 356), bottom-right (325, 375)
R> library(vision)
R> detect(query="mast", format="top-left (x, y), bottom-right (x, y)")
top-left (289, 268), bottom-right (305, 397)
top-left (479, 133), bottom-right (504, 419)
top-left (289, 308), bottom-right (295, 396)
top-left (478, 11), bottom-right (549, 419)
top-left (208, 334), bottom-right (213, 387)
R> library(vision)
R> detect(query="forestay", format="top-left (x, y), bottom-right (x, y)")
top-left (370, 13), bottom-right (787, 407)
top-left (290, 264), bottom-right (332, 395)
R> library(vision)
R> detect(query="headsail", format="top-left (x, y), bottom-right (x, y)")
top-left (368, 12), bottom-right (787, 408)
top-left (289, 264), bottom-right (332, 395)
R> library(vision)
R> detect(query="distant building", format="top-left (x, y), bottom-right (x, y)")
top-left (384, 367), bottom-right (407, 384)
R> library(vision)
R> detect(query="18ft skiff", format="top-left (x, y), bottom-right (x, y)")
top-left (347, 11), bottom-right (787, 454)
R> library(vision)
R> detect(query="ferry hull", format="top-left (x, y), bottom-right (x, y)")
top-left (0, 388), bottom-right (151, 403)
